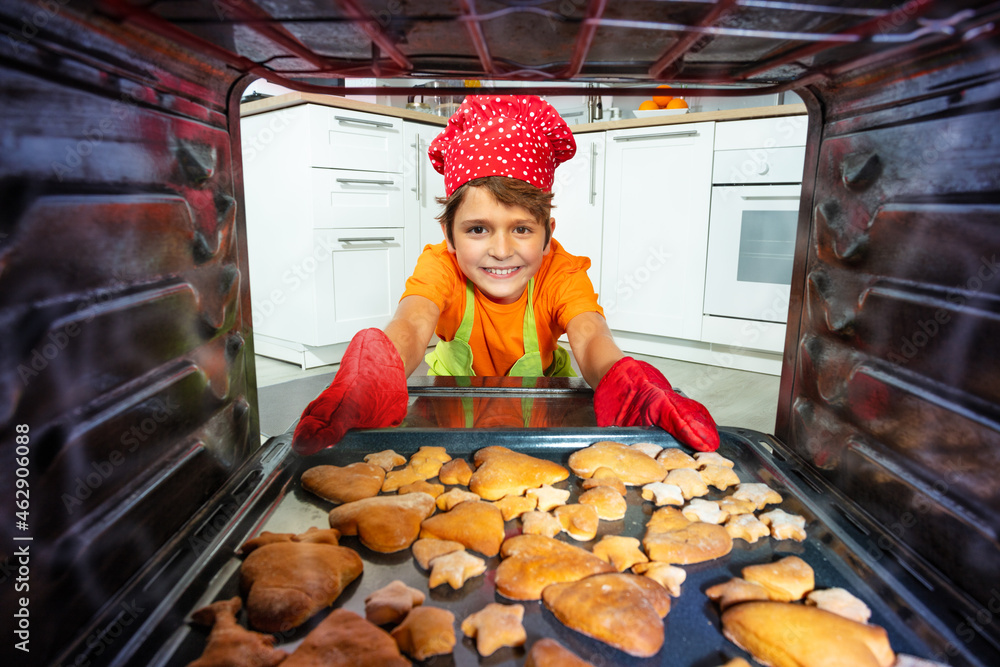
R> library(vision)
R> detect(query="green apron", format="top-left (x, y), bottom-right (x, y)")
top-left (425, 278), bottom-right (576, 378)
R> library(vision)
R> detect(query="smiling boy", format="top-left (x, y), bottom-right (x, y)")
top-left (293, 95), bottom-right (719, 454)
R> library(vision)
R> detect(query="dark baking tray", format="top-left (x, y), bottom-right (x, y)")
top-left (104, 422), bottom-right (973, 667)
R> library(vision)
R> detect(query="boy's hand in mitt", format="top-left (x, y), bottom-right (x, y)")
top-left (292, 328), bottom-right (408, 455)
top-left (593, 357), bottom-right (719, 452)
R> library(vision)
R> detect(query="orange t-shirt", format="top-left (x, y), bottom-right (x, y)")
top-left (401, 238), bottom-right (604, 376)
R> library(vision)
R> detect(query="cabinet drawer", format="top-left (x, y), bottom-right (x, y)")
top-left (313, 229), bottom-right (405, 345)
top-left (712, 145), bottom-right (807, 184)
top-left (714, 115), bottom-right (807, 151)
top-left (312, 168), bottom-right (405, 229)
top-left (308, 105), bottom-right (403, 172)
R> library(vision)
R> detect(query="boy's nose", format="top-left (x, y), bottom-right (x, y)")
top-left (490, 232), bottom-right (512, 259)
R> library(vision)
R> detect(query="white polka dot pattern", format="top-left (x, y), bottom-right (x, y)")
top-left (428, 95), bottom-right (577, 195)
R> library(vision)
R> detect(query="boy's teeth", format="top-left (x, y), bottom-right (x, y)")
top-left (486, 267), bottom-right (516, 275)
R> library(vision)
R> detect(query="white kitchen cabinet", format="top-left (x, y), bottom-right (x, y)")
top-left (550, 132), bottom-right (605, 293)
top-left (307, 105), bottom-right (404, 172)
top-left (313, 229), bottom-right (406, 344)
top-left (241, 102), bottom-right (410, 368)
top-left (601, 121), bottom-right (716, 341)
top-left (402, 121), bottom-right (448, 274)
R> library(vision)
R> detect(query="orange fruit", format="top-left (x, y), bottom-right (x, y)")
top-left (653, 84), bottom-right (673, 107)
top-left (666, 98), bottom-right (688, 109)
top-left (638, 100), bottom-right (659, 111)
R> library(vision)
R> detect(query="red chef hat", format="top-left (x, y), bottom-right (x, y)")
top-left (429, 95), bottom-right (577, 195)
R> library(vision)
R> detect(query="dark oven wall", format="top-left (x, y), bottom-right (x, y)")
top-left (778, 30), bottom-right (1000, 653)
top-left (0, 1), bottom-right (254, 663)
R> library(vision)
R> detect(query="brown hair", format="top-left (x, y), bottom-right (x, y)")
top-left (436, 176), bottom-right (555, 247)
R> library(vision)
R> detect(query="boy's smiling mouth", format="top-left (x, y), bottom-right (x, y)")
top-left (483, 267), bottom-right (521, 277)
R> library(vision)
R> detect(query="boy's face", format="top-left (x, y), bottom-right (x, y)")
top-left (444, 186), bottom-right (554, 305)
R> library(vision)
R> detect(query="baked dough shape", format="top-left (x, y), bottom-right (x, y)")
top-left (694, 451), bottom-right (735, 469)
top-left (494, 494), bottom-right (537, 521)
top-left (526, 484), bottom-right (571, 512)
top-left (732, 482), bottom-right (783, 510)
top-left (724, 513), bottom-right (770, 543)
top-left (364, 449), bottom-right (407, 471)
top-left (646, 507), bottom-right (692, 533)
top-left (641, 482), bottom-right (685, 507)
top-left (328, 492), bottom-right (436, 553)
top-left (238, 531), bottom-right (298, 555)
top-left (721, 601), bottom-right (895, 667)
top-left (656, 448), bottom-right (699, 471)
top-left (554, 503), bottom-right (599, 541)
top-left (397, 480), bottom-right (445, 498)
top-left (408, 446), bottom-right (452, 478)
top-left (664, 468), bottom-right (710, 500)
top-left (568, 440), bottom-right (667, 486)
top-left (807, 587), bottom-right (872, 624)
top-left (759, 508), bottom-right (807, 541)
top-left (593, 535), bottom-right (649, 572)
top-left (578, 485), bottom-right (627, 520)
top-left (705, 577), bottom-right (771, 610)
top-left (390, 606), bottom-right (456, 661)
top-left (469, 446), bottom-right (569, 500)
top-left (435, 488), bottom-right (480, 511)
top-left (520, 510), bottom-right (563, 538)
top-left (419, 500), bottom-right (505, 556)
top-left (291, 527), bottom-right (344, 546)
top-left (495, 534), bottom-right (616, 600)
top-left (579, 466), bottom-right (627, 495)
top-left (281, 608), bottom-right (410, 667)
top-left (525, 638), bottom-right (595, 667)
top-left (460, 603), bottom-right (527, 657)
top-left (682, 499), bottom-right (729, 525)
top-left (631, 561), bottom-right (686, 596)
top-left (364, 580), bottom-right (425, 626)
top-left (381, 467), bottom-right (425, 493)
top-left (411, 538), bottom-right (465, 570)
top-left (643, 512), bottom-right (733, 565)
top-left (742, 555), bottom-right (815, 602)
top-left (718, 495), bottom-right (758, 516)
top-left (428, 549), bottom-right (487, 589)
top-left (301, 463), bottom-right (386, 504)
top-left (542, 573), bottom-right (671, 658)
top-left (699, 464), bottom-right (741, 491)
top-left (187, 597), bottom-right (288, 667)
top-left (629, 442), bottom-right (664, 459)
top-left (438, 458), bottom-right (473, 486)
top-left (239, 540), bottom-right (364, 632)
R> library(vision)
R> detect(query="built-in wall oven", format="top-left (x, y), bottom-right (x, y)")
top-left (702, 116), bottom-right (808, 352)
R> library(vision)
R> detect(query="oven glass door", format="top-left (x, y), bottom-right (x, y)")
top-left (704, 184), bottom-right (802, 322)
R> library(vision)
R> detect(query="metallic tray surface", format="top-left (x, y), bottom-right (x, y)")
top-left (143, 425), bottom-right (946, 667)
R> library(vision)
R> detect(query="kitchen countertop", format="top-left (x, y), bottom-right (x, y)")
top-left (240, 91), bottom-right (807, 132)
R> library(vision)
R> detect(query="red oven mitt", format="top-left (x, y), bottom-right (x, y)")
top-left (593, 356), bottom-right (720, 452)
top-left (292, 328), bottom-right (408, 455)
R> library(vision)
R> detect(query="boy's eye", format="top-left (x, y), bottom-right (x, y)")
top-left (467, 225), bottom-right (486, 235)
top-left (515, 226), bottom-right (533, 234)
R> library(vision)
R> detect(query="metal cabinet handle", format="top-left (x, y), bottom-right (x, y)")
top-left (337, 237), bottom-right (397, 243)
top-left (613, 130), bottom-right (698, 142)
top-left (411, 138), bottom-right (422, 201)
top-left (589, 142), bottom-right (597, 206)
top-left (334, 115), bottom-right (394, 128)
top-left (739, 195), bottom-right (801, 200)
top-left (335, 178), bottom-right (396, 186)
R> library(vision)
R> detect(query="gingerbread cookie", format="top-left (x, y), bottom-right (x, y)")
top-left (568, 440), bottom-right (667, 486)
top-left (301, 463), bottom-right (386, 504)
top-left (460, 603), bottom-right (527, 657)
top-left (469, 446), bottom-right (569, 500)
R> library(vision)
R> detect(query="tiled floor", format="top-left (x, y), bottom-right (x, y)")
top-left (254, 350), bottom-right (782, 437)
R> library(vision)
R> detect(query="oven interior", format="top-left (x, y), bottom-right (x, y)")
top-left (0, 1), bottom-right (998, 665)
